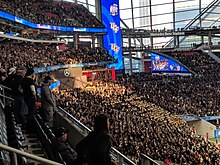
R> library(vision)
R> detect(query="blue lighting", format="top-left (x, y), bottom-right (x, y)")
top-left (0, 11), bottom-right (107, 33)
top-left (101, 0), bottom-right (123, 70)
top-left (37, 81), bottom-right (61, 94)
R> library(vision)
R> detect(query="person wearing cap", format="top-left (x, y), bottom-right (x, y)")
top-left (52, 127), bottom-right (77, 165)
top-left (41, 76), bottom-right (55, 127)
top-left (21, 68), bottom-right (37, 132)
top-left (6, 67), bottom-right (27, 126)
top-left (2, 67), bottom-right (16, 89)
top-left (75, 114), bottom-right (111, 165)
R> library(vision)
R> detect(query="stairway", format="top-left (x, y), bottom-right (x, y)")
top-left (23, 132), bottom-right (46, 165)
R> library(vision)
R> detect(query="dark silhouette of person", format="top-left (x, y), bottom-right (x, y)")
top-left (21, 68), bottom-right (36, 132)
top-left (10, 67), bottom-right (27, 126)
top-left (75, 114), bottom-right (111, 165)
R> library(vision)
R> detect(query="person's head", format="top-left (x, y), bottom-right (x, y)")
top-left (25, 68), bottom-right (34, 77)
top-left (16, 66), bottom-right (26, 77)
top-left (43, 76), bottom-right (53, 84)
top-left (94, 114), bottom-right (109, 133)
top-left (54, 127), bottom-right (69, 142)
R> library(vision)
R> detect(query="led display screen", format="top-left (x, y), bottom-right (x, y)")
top-left (151, 52), bottom-right (189, 72)
top-left (101, 0), bottom-right (123, 69)
top-left (0, 11), bottom-right (107, 33)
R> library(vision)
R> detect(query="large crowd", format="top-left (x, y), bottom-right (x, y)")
top-left (55, 80), bottom-right (220, 164)
top-left (0, 0), bottom-right (104, 28)
top-left (118, 74), bottom-right (219, 117)
top-left (0, 43), bottom-right (114, 71)
top-left (53, 50), bottom-right (220, 164)
top-left (0, 43), bottom-right (219, 164)
top-left (1, 1), bottom-right (219, 164)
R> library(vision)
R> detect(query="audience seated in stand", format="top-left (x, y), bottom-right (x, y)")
top-left (0, 43), bottom-right (115, 69)
top-left (50, 51), bottom-right (220, 164)
top-left (0, 37), bottom-right (219, 164)
top-left (0, 0), bottom-right (104, 28)
top-left (55, 81), bottom-right (220, 164)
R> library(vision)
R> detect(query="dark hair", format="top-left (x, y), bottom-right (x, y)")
top-left (25, 68), bottom-right (34, 76)
top-left (94, 114), bottom-right (108, 133)
top-left (43, 76), bottom-right (52, 83)
top-left (54, 127), bottom-right (69, 138)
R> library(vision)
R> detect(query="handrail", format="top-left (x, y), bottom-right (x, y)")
top-left (0, 84), bottom-right (12, 90)
top-left (57, 107), bottom-right (136, 165)
top-left (0, 143), bottom-right (63, 165)
top-left (57, 106), bottom-right (91, 133)
top-left (110, 147), bottom-right (136, 165)
top-left (0, 94), bottom-right (14, 101)
top-left (0, 84), bottom-right (13, 106)
top-left (140, 153), bottom-right (160, 165)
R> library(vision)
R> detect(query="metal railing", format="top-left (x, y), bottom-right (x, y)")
top-left (0, 85), bottom-right (62, 165)
top-left (57, 106), bottom-right (136, 165)
top-left (0, 84), bottom-right (13, 107)
top-left (0, 143), bottom-right (63, 165)
top-left (140, 154), bottom-right (161, 165)
top-left (0, 84), bottom-right (158, 165)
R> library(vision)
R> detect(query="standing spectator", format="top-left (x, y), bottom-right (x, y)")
top-left (21, 68), bottom-right (36, 132)
top-left (41, 76), bottom-right (55, 127)
top-left (2, 67), bottom-right (16, 89)
top-left (10, 67), bottom-right (26, 126)
top-left (75, 114), bottom-right (111, 165)
top-left (52, 127), bottom-right (77, 165)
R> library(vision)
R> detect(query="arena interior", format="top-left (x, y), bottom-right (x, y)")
top-left (0, 0), bottom-right (220, 165)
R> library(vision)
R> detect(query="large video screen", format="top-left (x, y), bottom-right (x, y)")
top-left (0, 11), bottom-right (107, 33)
top-left (101, 0), bottom-right (123, 70)
top-left (151, 53), bottom-right (189, 72)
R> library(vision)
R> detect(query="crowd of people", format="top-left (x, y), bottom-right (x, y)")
top-left (0, 43), bottom-right (115, 74)
top-left (55, 80), bottom-right (220, 164)
top-left (117, 73), bottom-right (219, 117)
top-left (0, 39), bottom-right (219, 163)
top-left (0, 17), bottom-right (62, 40)
top-left (51, 50), bottom-right (220, 164)
top-left (0, 0), bottom-right (104, 28)
top-left (1, 1), bottom-right (219, 164)
top-left (0, 38), bottom-right (219, 164)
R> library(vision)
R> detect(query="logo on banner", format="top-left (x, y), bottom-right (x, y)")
top-left (111, 44), bottom-right (120, 53)
top-left (64, 69), bottom-right (70, 77)
top-left (110, 4), bottom-right (118, 16)
top-left (15, 17), bottom-right (23, 23)
top-left (110, 22), bottom-right (119, 33)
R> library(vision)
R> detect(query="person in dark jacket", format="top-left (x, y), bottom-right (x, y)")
top-left (52, 127), bottom-right (77, 165)
top-left (75, 114), bottom-right (111, 165)
top-left (10, 67), bottom-right (27, 126)
top-left (41, 76), bottom-right (55, 127)
top-left (21, 68), bottom-right (36, 132)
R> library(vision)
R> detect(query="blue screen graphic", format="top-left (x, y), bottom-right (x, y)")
top-left (151, 53), bottom-right (189, 72)
top-left (0, 11), bottom-right (107, 33)
top-left (214, 129), bottom-right (220, 138)
top-left (101, 0), bottom-right (123, 70)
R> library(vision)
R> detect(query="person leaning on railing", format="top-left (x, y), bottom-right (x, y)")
top-left (75, 114), bottom-right (112, 165)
